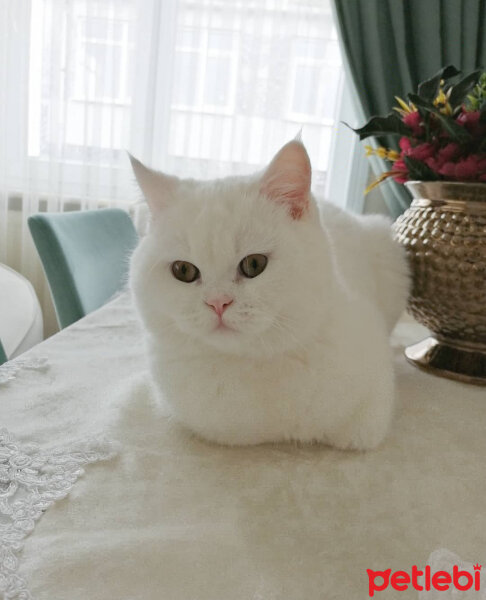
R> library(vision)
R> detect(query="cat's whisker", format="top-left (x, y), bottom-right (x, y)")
top-left (272, 314), bottom-right (305, 347)
top-left (255, 333), bottom-right (272, 357)
top-left (270, 318), bottom-right (307, 353)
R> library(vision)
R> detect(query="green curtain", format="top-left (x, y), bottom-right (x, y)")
top-left (333, 0), bottom-right (486, 217)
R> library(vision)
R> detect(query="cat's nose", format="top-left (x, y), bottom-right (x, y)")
top-left (205, 295), bottom-right (234, 317)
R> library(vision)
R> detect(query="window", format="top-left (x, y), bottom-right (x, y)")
top-left (28, 0), bottom-right (135, 162)
top-left (173, 28), bottom-right (238, 112)
top-left (166, 0), bottom-right (344, 197)
top-left (22, 0), bottom-right (344, 200)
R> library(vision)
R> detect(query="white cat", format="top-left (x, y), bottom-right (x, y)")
top-left (129, 140), bottom-right (409, 450)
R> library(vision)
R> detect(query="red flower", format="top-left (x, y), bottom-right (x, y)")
top-left (438, 154), bottom-right (486, 180)
top-left (455, 157), bottom-right (480, 179)
top-left (457, 110), bottom-right (486, 137)
top-left (399, 137), bottom-right (412, 151)
top-left (407, 142), bottom-right (436, 162)
top-left (424, 157), bottom-right (440, 173)
top-left (438, 142), bottom-right (461, 162)
top-left (425, 143), bottom-right (462, 174)
top-left (392, 158), bottom-right (409, 183)
top-left (438, 162), bottom-right (456, 178)
top-left (403, 111), bottom-right (424, 136)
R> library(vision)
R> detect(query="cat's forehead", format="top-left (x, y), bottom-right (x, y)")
top-left (159, 178), bottom-right (278, 260)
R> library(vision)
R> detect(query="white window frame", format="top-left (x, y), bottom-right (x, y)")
top-left (171, 26), bottom-right (239, 116)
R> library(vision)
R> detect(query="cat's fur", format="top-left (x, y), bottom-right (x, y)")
top-left (129, 140), bottom-right (409, 449)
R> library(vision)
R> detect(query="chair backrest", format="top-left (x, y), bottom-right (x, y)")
top-left (0, 339), bottom-right (7, 366)
top-left (28, 208), bottom-right (139, 329)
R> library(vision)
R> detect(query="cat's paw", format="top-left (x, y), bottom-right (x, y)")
top-left (325, 390), bottom-right (394, 451)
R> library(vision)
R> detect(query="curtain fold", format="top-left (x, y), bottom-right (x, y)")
top-left (333, 0), bottom-right (486, 217)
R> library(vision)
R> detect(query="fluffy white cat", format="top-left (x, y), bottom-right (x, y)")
top-left (129, 140), bottom-right (409, 450)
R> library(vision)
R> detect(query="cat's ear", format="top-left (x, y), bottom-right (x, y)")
top-left (128, 153), bottom-right (177, 216)
top-left (260, 140), bottom-right (311, 220)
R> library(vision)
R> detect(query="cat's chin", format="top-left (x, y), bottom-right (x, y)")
top-left (169, 315), bottom-right (308, 358)
top-left (205, 329), bottom-right (248, 354)
top-left (214, 322), bottom-right (236, 333)
top-left (192, 329), bottom-right (287, 359)
top-left (182, 326), bottom-right (256, 356)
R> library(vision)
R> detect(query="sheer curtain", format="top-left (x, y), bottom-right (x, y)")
top-left (1, 0), bottom-right (345, 337)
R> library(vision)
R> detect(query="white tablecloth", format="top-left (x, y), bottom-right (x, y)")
top-left (1, 292), bottom-right (485, 600)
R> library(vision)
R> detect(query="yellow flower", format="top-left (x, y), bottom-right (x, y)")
top-left (364, 169), bottom-right (405, 195)
top-left (433, 80), bottom-right (453, 115)
top-left (363, 146), bottom-right (400, 162)
top-left (393, 96), bottom-right (417, 116)
top-left (364, 171), bottom-right (395, 195)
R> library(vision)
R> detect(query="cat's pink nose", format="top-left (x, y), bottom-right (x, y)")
top-left (205, 295), bottom-right (233, 317)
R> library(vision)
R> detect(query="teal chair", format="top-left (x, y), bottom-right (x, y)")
top-left (28, 208), bottom-right (139, 329)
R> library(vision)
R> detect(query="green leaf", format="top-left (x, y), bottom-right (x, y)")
top-left (403, 156), bottom-right (440, 181)
top-left (479, 99), bottom-right (486, 124)
top-left (467, 94), bottom-right (479, 110)
top-left (407, 94), bottom-right (436, 112)
top-left (449, 70), bottom-right (482, 108)
top-left (408, 93), bottom-right (473, 143)
top-left (343, 112), bottom-right (411, 141)
top-left (417, 65), bottom-right (461, 102)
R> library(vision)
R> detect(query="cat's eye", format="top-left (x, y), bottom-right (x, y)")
top-left (239, 254), bottom-right (268, 279)
top-left (171, 260), bottom-right (200, 283)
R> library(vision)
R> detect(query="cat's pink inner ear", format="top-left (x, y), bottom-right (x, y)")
top-left (260, 140), bottom-right (311, 220)
top-left (128, 153), bottom-right (176, 216)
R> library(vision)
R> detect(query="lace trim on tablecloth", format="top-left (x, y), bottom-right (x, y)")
top-left (0, 429), bottom-right (117, 600)
top-left (0, 358), bottom-right (48, 386)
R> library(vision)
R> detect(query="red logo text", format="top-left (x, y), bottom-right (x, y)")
top-left (367, 564), bottom-right (481, 597)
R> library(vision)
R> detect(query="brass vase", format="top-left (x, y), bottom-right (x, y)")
top-left (393, 181), bottom-right (486, 385)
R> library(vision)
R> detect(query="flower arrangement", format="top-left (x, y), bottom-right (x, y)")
top-left (350, 65), bottom-right (486, 193)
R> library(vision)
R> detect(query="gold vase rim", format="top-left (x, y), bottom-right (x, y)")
top-left (405, 180), bottom-right (486, 202)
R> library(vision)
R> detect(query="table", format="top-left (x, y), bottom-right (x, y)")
top-left (1, 292), bottom-right (485, 600)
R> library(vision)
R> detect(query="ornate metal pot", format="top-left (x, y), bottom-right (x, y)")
top-left (393, 181), bottom-right (486, 385)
